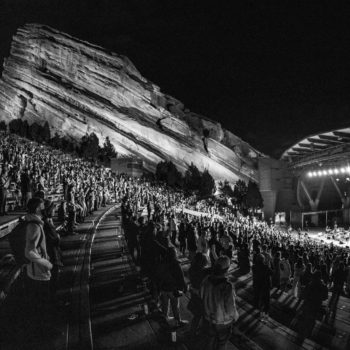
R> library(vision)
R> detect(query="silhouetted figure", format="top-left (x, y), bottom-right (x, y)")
top-left (252, 254), bottom-right (273, 321)
top-left (297, 270), bottom-right (328, 340)
top-left (188, 252), bottom-right (210, 335)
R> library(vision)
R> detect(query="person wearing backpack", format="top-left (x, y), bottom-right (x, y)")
top-left (20, 197), bottom-right (54, 339)
top-left (200, 256), bottom-right (239, 350)
top-left (25, 197), bottom-right (52, 292)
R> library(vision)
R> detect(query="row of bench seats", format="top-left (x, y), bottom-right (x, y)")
top-left (3, 183), bottom-right (63, 214)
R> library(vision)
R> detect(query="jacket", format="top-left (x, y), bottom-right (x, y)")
top-left (158, 260), bottom-right (187, 292)
top-left (200, 275), bottom-right (239, 325)
top-left (303, 279), bottom-right (328, 313)
top-left (25, 214), bottom-right (51, 281)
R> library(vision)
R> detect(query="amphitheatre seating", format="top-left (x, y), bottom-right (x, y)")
top-left (0, 133), bottom-right (349, 349)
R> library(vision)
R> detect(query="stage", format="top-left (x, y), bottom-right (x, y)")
top-left (294, 228), bottom-right (350, 249)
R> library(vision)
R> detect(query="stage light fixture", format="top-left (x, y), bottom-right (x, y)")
top-left (334, 169), bottom-right (339, 175)
top-left (341, 167), bottom-right (346, 173)
top-left (322, 170), bottom-right (327, 175)
top-left (317, 170), bottom-right (322, 176)
top-left (347, 166), bottom-right (350, 173)
top-left (328, 169), bottom-right (334, 175)
top-left (307, 172), bottom-right (312, 177)
top-left (313, 171), bottom-right (317, 177)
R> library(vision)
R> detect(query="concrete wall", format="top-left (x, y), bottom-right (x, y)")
top-left (258, 157), bottom-right (296, 222)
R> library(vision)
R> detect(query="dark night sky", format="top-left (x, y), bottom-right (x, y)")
top-left (1, 0), bottom-right (350, 158)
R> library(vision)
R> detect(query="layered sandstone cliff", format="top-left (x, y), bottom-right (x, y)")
top-left (0, 24), bottom-right (264, 182)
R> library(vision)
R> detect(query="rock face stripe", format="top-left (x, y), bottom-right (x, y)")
top-left (0, 23), bottom-right (265, 183)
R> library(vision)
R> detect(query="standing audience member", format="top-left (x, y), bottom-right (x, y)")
top-left (298, 271), bottom-right (328, 339)
top-left (237, 243), bottom-right (250, 274)
top-left (158, 247), bottom-right (188, 326)
top-left (169, 214), bottom-right (177, 247)
top-left (188, 252), bottom-right (210, 335)
top-left (0, 167), bottom-right (10, 216)
top-left (178, 218), bottom-right (187, 255)
top-left (328, 262), bottom-right (347, 312)
top-left (261, 244), bottom-right (273, 269)
top-left (187, 223), bottom-right (197, 262)
top-left (24, 198), bottom-right (53, 337)
top-left (291, 257), bottom-right (305, 298)
top-left (42, 200), bottom-right (63, 302)
top-left (279, 252), bottom-right (291, 292)
top-left (20, 169), bottom-right (32, 207)
top-left (272, 251), bottom-right (281, 290)
top-left (252, 254), bottom-right (273, 321)
top-left (197, 229), bottom-right (210, 260)
top-left (200, 256), bottom-right (239, 350)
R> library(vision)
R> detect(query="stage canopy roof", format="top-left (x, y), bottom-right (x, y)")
top-left (281, 127), bottom-right (350, 161)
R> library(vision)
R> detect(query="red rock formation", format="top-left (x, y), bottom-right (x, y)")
top-left (0, 24), bottom-right (265, 182)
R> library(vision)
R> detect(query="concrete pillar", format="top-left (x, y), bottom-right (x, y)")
top-left (330, 176), bottom-right (350, 209)
top-left (309, 200), bottom-right (320, 226)
top-left (300, 179), bottom-right (325, 226)
top-left (343, 208), bottom-right (350, 226)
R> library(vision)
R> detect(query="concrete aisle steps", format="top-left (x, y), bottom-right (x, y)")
top-left (233, 275), bottom-right (349, 350)
top-left (90, 209), bottom-right (160, 350)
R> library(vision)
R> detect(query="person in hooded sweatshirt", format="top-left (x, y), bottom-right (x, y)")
top-left (25, 197), bottom-right (52, 291)
top-left (200, 256), bottom-right (239, 350)
top-left (24, 197), bottom-right (53, 336)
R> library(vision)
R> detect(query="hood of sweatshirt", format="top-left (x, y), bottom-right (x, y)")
top-left (24, 213), bottom-right (44, 226)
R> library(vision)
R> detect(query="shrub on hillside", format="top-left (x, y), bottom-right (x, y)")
top-left (245, 180), bottom-right (263, 212)
top-left (0, 120), bottom-right (7, 131)
top-left (156, 160), bottom-right (183, 188)
top-left (199, 169), bottom-right (215, 197)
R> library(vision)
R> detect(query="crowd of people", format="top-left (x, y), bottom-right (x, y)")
top-left (121, 179), bottom-right (350, 349)
top-left (0, 132), bottom-right (117, 219)
top-left (2, 130), bottom-right (350, 349)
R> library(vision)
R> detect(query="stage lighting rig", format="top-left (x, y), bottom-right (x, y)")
top-left (307, 165), bottom-right (350, 178)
